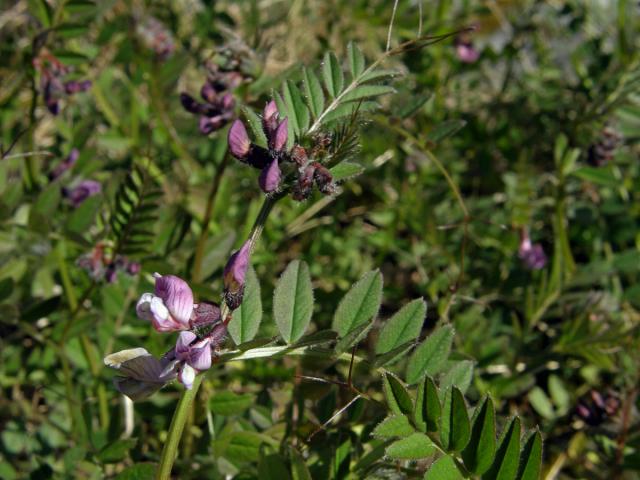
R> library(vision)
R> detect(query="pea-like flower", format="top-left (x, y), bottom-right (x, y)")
top-left (455, 36), bottom-right (480, 64)
top-left (63, 180), bottom-right (101, 207)
top-left (34, 51), bottom-right (91, 115)
top-left (518, 232), bottom-right (547, 270)
top-left (136, 273), bottom-right (195, 332)
top-left (223, 240), bottom-right (251, 310)
top-left (49, 148), bottom-right (79, 181)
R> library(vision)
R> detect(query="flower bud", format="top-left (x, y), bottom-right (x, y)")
top-left (270, 118), bottom-right (288, 152)
top-left (258, 158), bottom-right (281, 193)
top-left (313, 163), bottom-right (335, 195)
top-left (262, 100), bottom-right (279, 137)
top-left (455, 38), bottom-right (479, 64)
top-left (292, 164), bottom-right (315, 201)
top-left (228, 119), bottom-right (251, 159)
top-left (199, 115), bottom-right (226, 135)
top-left (180, 93), bottom-right (205, 114)
top-left (291, 145), bottom-right (308, 166)
top-left (223, 240), bottom-right (251, 310)
top-left (49, 148), bottom-right (79, 181)
top-left (200, 81), bottom-right (218, 104)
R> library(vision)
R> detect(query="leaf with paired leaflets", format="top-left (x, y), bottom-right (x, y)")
top-left (386, 432), bottom-right (436, 460)
top-left (228, 266), bottom-right (262, 345)
top-left (440, 387), bottom-right (471, 453)
top-left (482, 417), bottom-right (521, 480)
top-left (517, 430), bottom-right (543, 480)
top-left (382, 373), bottom-right (413, 417)
top-left (406, 324), bottom-right (455, 384)
top-left (375, 297), bottom-right (426, 355)
top-left (424, 455), bottom-right (464, 480)
top-left (414, 376), bottom-right (441, 433)
top-left (273, 260), bottom-right (313, 344)
top-left (332, 269), bottom-right (382, 337)
top-left (462, 396), bottom-right (497, 475)
top-left (372, 414), bottom-right (415, 438)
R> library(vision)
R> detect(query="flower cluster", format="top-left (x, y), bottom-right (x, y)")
top-left (77, 242), bottom-right (140, 283)
top-left (228, 101), bottom-right (337, 197)
top-left (588, 127), bottom-right (621, 167)
top-left (48, 148), bottom-right (79, 181)
top-left (135, 16), bottom-right (175, 60)
top-left (33, 51), bottom-right (91, 115)
top-left (135, 274), bottom-right (228, 388)
top-left (518, 230), bottom-right (547, 270)
top-left (180, 65), bottom-right (243, 135)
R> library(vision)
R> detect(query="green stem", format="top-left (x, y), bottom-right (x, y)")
top-left (155, 195), bottom-right (280, 480)
top-left (155, 375), bottom-right (204, 479)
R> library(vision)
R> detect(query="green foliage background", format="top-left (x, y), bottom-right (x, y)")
top-left (0, 0), bottom-right (639, 478)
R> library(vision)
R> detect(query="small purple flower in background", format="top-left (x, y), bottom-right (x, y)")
top-left (518, 230), bottom-right (547, 270)
top-left (455, 36), bottom-right (480, 64)
top-left (33, 50), bottom-right (91, 115)
top-left (136, 273), bottom-right (194, 332)
top-left (180, 63), bottom-right (244, 135)
top-left (49, 148), bottom-right (79, 181)
top-left (77, 243), bottom-right (142, 283)
top-left (136, 16), bottom-right (175, 60)
top-left (223, 240), bottom-right (251, 310)
top-left (63, 180), bottom-right (101, 207)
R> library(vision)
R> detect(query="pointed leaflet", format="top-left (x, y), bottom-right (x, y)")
top-left (424, 455), bottom-right (464, 480)
top-left (426, 120), bottom-right (467, 143)
top-left (414, 376), bottom-right (441, 433)
top-left (290, 447), bottom-right (312, 480)
top-left (482, 417), bottom-right (521, 480)
top-left (332, 270), bottom-right (382, 337)
top-left (228, 267), bottom-right (262, 344)
top-left (372, 415), bottom-right (415, 438)
top-left (386, 433), bottom-right (436, 460)
top-left (382, 373), bottom-right (413, 416)
top-left (283, 80), bottom-right (310, 136)
top-left (242, 106), bottom-right (268, 148)
top-left (322, 52), bottom-right (344, 98)
top-left (462, 396), bottom-right (497, 475)
top-left (516, 430), bottom-right (543, 480)
top-left (334, 318), bottom-right (374, 353)
top-left (373, 341), bottom-right (414, 368)
top-left (406, 324), bottom-right (455, 384)
top-left (376, 298), bottom-right (426, 354)
top-left (302, 67), bottom-right (324, 119)
top-left (440, 387), bottom-right (471, 453)
top-left (440, 360), bottom-right (474, 395)
top-left (273, 260), bottom-right (313, 343)
top-left (347, 42), bottom-right (366, 78)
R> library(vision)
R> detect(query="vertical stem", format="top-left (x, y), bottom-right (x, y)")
top-left (156, 376), bottom-right (204, 480)
top-left (155, 195), bottom-right (280, 480)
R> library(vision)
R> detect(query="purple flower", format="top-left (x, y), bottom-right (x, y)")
top-left (199, 115), bottom-right (228, 135)
top-left (262, 100), bottom-right (279, 138)
top-left (312, 162), bottom-right (335, 195)
top-left (228, 119), bottom-right (251, 159)
top-left (455, 39), bottom-right (480, 64)
top-left (270, 118), bottom-right (288, 152)
top-left (223, 241), bottom-right (251, 310)
top-left (258, 158), bottom-right (281, 193)
top-left (127, 261), bottom-right (141, 275)
top-left (63, 180), bottom-right (101, 207)
top-left (136, 273), bottom-right (194, 332)
top-left (49, 148), bottom-right (79, 181)
top-left (175, 332), bottom-right (212, 372)
top-left (518, 235), bottom-right (547, 270)
top-left (64, 80), bottom-right (91, 94)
